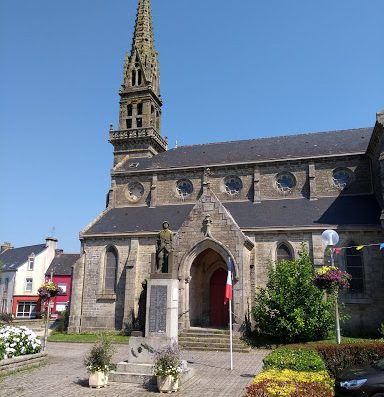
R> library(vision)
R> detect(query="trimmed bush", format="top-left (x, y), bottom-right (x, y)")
top-left (312, 342), bottom-right (384, 378)
top-left (253, 248), bottom-right (333, 342)
top-left (243, 369), bottom-right (333, 397)
top-left (263, 347), bottom-right (326, 372)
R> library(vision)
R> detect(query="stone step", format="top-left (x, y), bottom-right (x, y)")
top-left (179, 335), bottom-right (242, 343)
top-left (184, 328), bottom-right (230, 335)
top-left (180, 340), bottom-right (249, 350)
top-left (116, 362), bottom-right (154, 375)
top-left (180, 345), bottom-right (251, 353)
top-left (109, 371), bottom-right (155, 385)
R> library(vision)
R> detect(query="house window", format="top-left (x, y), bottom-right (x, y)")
top-left (55, 303), bottom-right (67, 313)
top-left (104, 247), bottom-right (118, 292)
top-left (25, 278), bottom-right (33, 292)
top-left (277, 243), bottom-right (293, 262)
top-left (16, 301), bottom-right (37, 318)
top-left (58, 283), bottom-right (67, 294)
top-left (28, 256), bottom-right (34, 270)
top-left (136, 117), bottom-right (142, 128)
top-left (346, 244), bottom-right (364, 293)
top-left (137, 103), bottom-right (143, 115)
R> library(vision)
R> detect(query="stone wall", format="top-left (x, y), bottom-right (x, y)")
top-left (111, 154), bottom-right (372, 208)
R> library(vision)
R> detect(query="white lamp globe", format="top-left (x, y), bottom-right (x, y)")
top-left (321, 229), bottom-right (339, 246)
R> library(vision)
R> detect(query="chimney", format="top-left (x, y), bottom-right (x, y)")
top-left (45, 237), bottom-right (58, 249)
top-left (55, 248), bottom-right (64, 256)
top-left (1, 242), bottom-right (13, 254)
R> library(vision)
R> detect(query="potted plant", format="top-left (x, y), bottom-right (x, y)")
top-left (314, 265), bottom-right (351, 293)
top-left (84, 334), bottom-right (115, 388)
top-left (38, 281), bottom-right (62, 301)
top-left (153, 342), bottom-right (182, 393)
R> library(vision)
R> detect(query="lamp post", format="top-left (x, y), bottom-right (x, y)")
top-left (321, 229), bottom-right (341, 344)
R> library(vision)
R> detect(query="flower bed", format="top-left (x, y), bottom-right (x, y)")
top-left (243, 347), bottom-right (334, 397)
top-left (0, 325), bottom-right (42, 359)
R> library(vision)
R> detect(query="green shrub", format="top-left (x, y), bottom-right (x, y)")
top-left (379, 323), bottom-right (384, 339)
top-left (263, 347), bottom-right (326, 372)
top-left (313, 342), bottom-right (384, 377)
top-left (253, 247), bottom-right (334, 342)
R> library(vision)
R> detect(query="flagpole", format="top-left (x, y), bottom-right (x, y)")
top-left (229, 297), bottom-right (233, 371)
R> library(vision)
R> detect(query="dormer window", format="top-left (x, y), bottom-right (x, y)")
top-left (28, 255), bottom-right (35, 271)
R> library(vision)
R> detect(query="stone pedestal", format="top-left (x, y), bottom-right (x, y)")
top-left (109, 277), bottom-right (193, 385)
top-left (145, 278), bottom-right (179, 340)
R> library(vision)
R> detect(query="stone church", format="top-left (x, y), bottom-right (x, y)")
top-left (69, 0), bottom-right (384, 336)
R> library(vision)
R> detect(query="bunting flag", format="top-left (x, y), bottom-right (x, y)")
top-left (329, 242), bottom-right (384, 254)
top-left (224, 257), bottom-right (233, 305)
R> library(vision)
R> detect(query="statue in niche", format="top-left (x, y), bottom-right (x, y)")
top-left (156, 221), bottom-right (173, 273)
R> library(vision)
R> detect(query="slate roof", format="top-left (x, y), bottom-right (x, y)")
top-left (83, 195), bottom-right (380, 236)
top-left (117, 128), bottom-right (373, 171)
top-left (46, 254), bottom-right (80, 276)
top-left (0, 244), bottom-right (47, 271)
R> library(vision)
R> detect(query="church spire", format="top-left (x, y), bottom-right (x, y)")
top-left (132, 0), bottom-right (155, 59)
top-left (109, 0), bottom-right (166, 165)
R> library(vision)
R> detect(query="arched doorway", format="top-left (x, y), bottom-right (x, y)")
top-left (189, 248), bottom-right (228, 327)
top-left (210, 268), bottom-right (229, 326)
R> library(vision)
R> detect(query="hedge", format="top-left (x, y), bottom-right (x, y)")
top-left (311, 342), bottom-right (384, 378)
top-left (263, 347), bottom-right (326, 372)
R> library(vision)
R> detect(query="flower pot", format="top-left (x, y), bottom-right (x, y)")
top-left (88, 371), bottom-right (107, 388)
top-left (156, 375), bottom-right (179, 393)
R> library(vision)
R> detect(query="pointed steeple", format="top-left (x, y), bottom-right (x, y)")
top-left (109, 0), bottom-right (166, 165)
top-left (132, 0), bottom-right (155, 58)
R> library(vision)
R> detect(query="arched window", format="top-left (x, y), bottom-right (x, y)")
top-left (131, 70), bottom-right (136, 86)
top-left (276, 243), bottom-right (293, 262)
top-left (104, 247), bottom-right (117, 292)
top-left (346, 243), bottom-right (364, 293)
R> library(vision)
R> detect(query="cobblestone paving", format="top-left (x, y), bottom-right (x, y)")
top-left (0, 342), bottom-right (269, 397)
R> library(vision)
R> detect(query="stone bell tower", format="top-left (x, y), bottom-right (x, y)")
top-left (109, 0), bottom-right (167, 165)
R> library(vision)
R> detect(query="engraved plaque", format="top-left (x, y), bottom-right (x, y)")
top-left (149, 285), bottom-right (167, 333)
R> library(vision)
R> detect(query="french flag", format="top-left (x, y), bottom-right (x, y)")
top-left (224, 257), bottom-right (233, 304)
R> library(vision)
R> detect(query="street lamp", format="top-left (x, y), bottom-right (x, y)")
top-left (321, 229), bottom-right (341, 344)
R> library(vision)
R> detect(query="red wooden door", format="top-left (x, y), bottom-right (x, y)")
top-left (209, 268), bottom-right (229, 326)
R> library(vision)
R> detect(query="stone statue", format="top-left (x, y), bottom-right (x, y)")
top-left (156, 221), bottom-right (173, 273)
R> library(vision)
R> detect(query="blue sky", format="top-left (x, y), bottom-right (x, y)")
top-left (1, 0), bottom-right (383, 253)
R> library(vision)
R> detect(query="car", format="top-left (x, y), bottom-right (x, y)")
top-left (335, 358), bottom-right (384, 396)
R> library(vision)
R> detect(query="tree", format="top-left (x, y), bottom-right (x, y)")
top-left (253, 246), bottom-right (333, 342)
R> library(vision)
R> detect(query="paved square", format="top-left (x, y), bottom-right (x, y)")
top-left (0, 343), bottom-right (268, 397)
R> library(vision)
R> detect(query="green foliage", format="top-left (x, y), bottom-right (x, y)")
top-left (312, 342), bottom-right (384, 378)
top-left (263, 347), bottom-right (326, 372)
top-left (55, 309), bottom-right (69, 333)
top-left (379, 323), bottom-right (384, 339)
top-left (83, 333), bottom-right (115, 373)
top-left (253, 247), bottom-right (333, 342)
